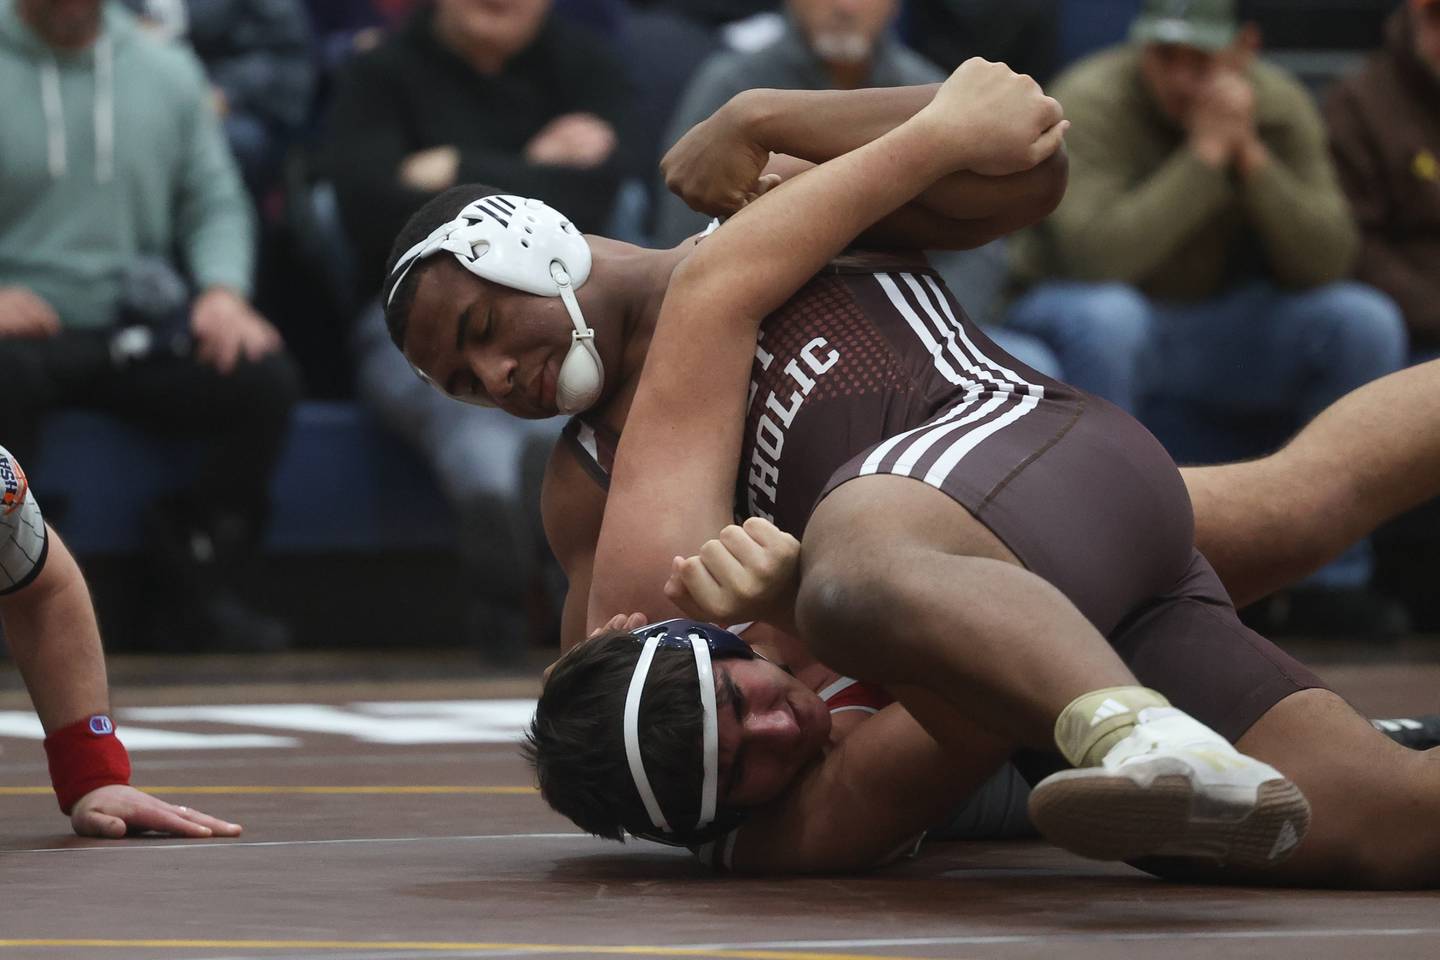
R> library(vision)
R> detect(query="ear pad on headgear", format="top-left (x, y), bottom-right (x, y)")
top-left (550, 260), bottom-right (604, 415)
top-left (556, 335), bottom-right (604, 415)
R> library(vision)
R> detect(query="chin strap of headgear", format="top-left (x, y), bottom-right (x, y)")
top-left (550, 261), bottom-right (604, 415)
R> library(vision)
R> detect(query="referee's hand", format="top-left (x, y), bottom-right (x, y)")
top-left (70, 784), bottom-right (243, 839)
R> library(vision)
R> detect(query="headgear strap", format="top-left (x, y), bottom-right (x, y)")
top-left (622, 628), bottom-right (722, 836)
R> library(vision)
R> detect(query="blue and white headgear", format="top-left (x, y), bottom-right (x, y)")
top-left (622, 619), bottom-right (755, 847)
top-left (386, 194), bottom-right (604, 415)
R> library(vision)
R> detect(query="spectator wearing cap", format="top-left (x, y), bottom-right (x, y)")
top-left (1003, 0), bottom-right (1408, 633)
top-left (322, 0), bottom-right (632, 664)
top-left (1006, 0), bottom-right (1405, 425)
top-left (1326, 0), bottom-right (1440, 359)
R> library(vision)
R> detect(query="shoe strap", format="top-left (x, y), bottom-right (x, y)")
top-left (1101, 707), bottom-right (1238, 771)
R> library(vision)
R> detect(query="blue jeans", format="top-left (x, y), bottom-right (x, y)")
top-left (1006, 280), bottom-right (1407, 420)
top-left (1006, 281), bottom-right (1153, 413)
top-left (1007, 280), bottom-right (1408, 587)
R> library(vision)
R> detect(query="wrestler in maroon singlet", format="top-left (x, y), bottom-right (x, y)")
top-left (562, 253), bottom-right (1326, 754)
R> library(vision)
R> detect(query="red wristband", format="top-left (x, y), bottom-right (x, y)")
top-left (43, 715), bottom-right (132, 815)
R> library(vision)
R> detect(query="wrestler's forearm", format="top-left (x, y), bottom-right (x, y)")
top-left (737, 87), bottom-right (1069, 233)
top-left (685, 122), bottom-right (954, 321)
top-left (736, 86), bottom-right (940, 164)
top-left (2, 530), bottom-right (111, 731)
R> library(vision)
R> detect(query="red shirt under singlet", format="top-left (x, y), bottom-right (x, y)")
top-left (815, 676), bottom-right (892, 715)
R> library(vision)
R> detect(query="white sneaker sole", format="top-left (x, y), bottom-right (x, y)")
top-left (1027, 756), bottom-right (1312, 869)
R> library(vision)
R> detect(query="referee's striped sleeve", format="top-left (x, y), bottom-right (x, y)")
top-left (0, 445), bottom-right (48, 596)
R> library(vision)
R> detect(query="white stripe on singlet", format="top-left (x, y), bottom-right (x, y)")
top-left (912, 274), bottom-right (1036, 390)
top-left (863, 273), bottom-right (1044, 488)
top-left (874, 273), bottom-right (977, 388)
top-left (859, 273), bottom-right (988, 474)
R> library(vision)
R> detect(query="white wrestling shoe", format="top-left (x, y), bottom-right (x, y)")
top-left (1027, 707), bottom-right (1311, 869)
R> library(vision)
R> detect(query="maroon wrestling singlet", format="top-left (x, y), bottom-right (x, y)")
top-left (563, 254), bottom-right (1326, 748)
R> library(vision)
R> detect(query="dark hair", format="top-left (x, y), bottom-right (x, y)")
top-left (522, 630), bottom-right (705, 842)
top-left (380, 183), bottom-right (507, 352)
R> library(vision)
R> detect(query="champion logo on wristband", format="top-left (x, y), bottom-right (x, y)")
top-left (46, 715), bottom-right (131, 814)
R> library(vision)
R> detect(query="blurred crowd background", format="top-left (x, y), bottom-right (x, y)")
top-left (2, 0), bottom-right (1436, 663)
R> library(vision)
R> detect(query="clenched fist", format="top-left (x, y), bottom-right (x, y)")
top-left (664, 516), bottom-right (801, 631)
top-left (914, 58), bottom-right (1068, 178)
top-left (660, 99), bottom-right (774, 220)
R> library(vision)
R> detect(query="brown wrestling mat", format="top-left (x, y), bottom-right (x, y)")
top-left (1, 650), bottom-right (1438, 960)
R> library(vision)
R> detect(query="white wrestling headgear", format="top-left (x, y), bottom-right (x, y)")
top-left (387, 194), bottom-right (604, 415)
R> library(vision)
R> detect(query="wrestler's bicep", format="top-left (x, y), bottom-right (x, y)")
top-left (589, 290), bottom-right (755, 621)
top-left (766, 153), bottom-right (1065, 251)
top-left (722, 704), bottom-right (997, 875)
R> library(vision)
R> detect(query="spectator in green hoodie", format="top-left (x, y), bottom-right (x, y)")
top-left (0, 0), bottom-right (300, 651)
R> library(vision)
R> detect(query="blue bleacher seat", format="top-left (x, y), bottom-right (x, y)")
top-left (31, 403), bottom-right (456, 555)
